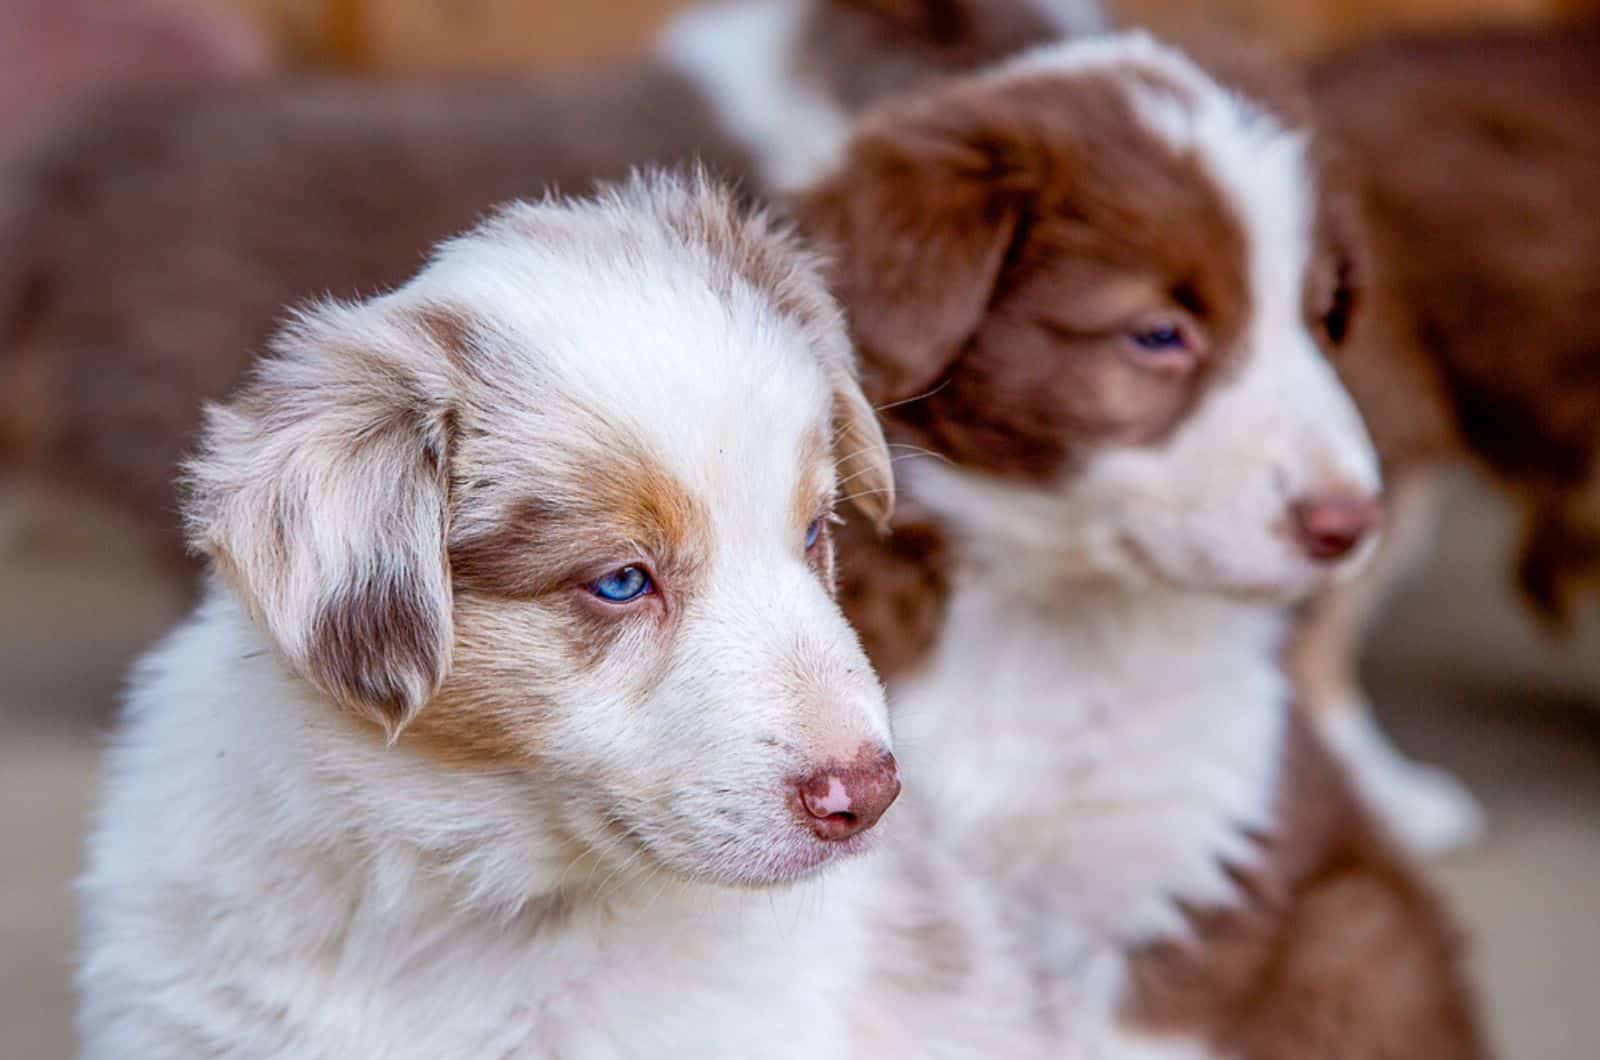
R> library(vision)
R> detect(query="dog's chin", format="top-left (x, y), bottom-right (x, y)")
top-left (664, 829), bottom-right (876, 891)
top-left (1120, 534), bottom-right (1353, 604)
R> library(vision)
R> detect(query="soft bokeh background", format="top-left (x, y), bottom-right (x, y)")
top-left (3, 2), bottom-right (1598, 1058)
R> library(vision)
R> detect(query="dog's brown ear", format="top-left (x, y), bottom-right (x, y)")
top-left (798, 101), bottom-right (1025, 406)
top-left (185, 301), bottom-right (455, 737)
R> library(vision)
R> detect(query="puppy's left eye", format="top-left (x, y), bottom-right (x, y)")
top-left (805, 518), bottom-right (823, 551)
top-left (1124, 315), bottom-right (1200, 370)
top-left (589, 565), bottom-right (654, 603)
top-left (1132, 324), bottom-right (1186, 351)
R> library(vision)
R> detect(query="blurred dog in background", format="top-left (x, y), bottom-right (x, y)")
top-left (1289, 22), bottom-right (1600, 855)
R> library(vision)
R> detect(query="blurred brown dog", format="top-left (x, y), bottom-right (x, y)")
top-left (1289, 23), bottom-right (1600, 856)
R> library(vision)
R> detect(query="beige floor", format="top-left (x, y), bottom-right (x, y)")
top-left (3, 475), bottom-right (1598, 1059)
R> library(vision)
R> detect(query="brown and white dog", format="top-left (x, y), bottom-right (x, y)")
top-left (802, 33), bottom-right (1487, 1057)
top-left (1288, 22), bottom-right (1600, 857)
top-left (78, 172), bottom-right (1059, 1059)
top-left (0, 0), bottom-right (1104, 569)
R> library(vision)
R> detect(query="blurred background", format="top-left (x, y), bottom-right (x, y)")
top-left (3, 1), bottom-right (1599, 1058)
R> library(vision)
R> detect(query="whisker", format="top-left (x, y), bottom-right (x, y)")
top-left (874, 376), bottom-right (952, 412)
top-left (834, 486), bottom-right (896, 508)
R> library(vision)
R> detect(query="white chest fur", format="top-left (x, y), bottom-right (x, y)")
top-left (892, 575), bottom-right (1290, 951)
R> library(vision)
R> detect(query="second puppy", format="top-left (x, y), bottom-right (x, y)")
top-left (808, 34), bottom-right (1486, 1058)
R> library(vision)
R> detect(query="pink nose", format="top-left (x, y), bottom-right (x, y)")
top-left (794, 751), bottom-right (901, 841)
top-left (1290, 494), bottom-right (1382, 561)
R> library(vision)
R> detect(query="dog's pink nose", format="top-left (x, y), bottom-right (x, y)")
top-left (795, 751), bottom-right (901, 841)
top-left (1291, 494), bottom-right (1382, 561)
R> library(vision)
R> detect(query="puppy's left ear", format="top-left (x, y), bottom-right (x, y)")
top-left (796, 94), bottom-right (1027, 408)
top-left (828, 357), bottom-right (896, 532)
top-left (185, 301), bottom-right (456, 737)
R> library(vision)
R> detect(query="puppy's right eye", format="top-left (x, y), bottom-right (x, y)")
top-left (589, 566), bottom-right (654, 604)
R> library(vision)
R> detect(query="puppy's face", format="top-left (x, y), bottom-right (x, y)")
top-left (805, 35), bottom-right (1381, 601)
top-left (188, 176), bottom-right (899, 891)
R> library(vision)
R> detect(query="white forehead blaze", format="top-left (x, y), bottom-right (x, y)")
top-left (1096, 34), bottom-right (1381, 495)
top-left (401, 193), bottom-right (834, 538)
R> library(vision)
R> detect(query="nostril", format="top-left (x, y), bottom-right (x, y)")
top-left (794, 750), bottom-right (901, 841)
top-left (1291, 496), bottom-right (1382, 562)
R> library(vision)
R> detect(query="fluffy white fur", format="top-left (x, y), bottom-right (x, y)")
top-left (663, 0), bottom-right (852, 192)
top-left (78, 175), bottom-right (1049, 1058)
top-left (889, 35), bottom-right (1385, 1054)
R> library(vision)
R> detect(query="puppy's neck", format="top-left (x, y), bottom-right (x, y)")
top-left (890, 482), bottom-right (1292, 950)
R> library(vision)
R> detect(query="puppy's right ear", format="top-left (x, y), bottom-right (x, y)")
top-left (185, 301), bottom-right (457, 737)
top-left (796, 99), bottom-right (1026, 406)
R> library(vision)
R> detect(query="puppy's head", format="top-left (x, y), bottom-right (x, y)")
top-left (802, 33), bottom-right (1381, 601)
top-left (186, 172), bottom-right (898, 890)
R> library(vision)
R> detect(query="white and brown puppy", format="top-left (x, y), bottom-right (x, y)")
top-left (808, 35), bottom-right (1486, 1058)
top-left (0, 0), bottom-right (1103, 569)
top-left (77, 174), bottom-right (1050, 1059)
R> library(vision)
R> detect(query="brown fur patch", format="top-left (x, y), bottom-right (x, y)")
top-left (1124, 714), bottom-right (1486, 1058)
top-left (1312, 26), bottom-right (1600, 617)
top-left (307, 570), bottom-right (450, 728)
top-left (450, 446), bottom-right (711, 604)
top-left (799, 65), bottom-right (1256, 481)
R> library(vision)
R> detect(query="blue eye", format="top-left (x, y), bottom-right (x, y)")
top-left (805, 518), bottom-right (823, 551)
top-left (589, 565), bottom-right (653, 603)
top-left (1131, 323), bottom-right (1187, 351)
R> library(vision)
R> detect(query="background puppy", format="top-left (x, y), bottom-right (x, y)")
top-left (77, 172), bottom-right (1047, 1059)
top-left (1288, 22), bottom-right (1600, 855)
top-left (804, 34), bottom-right (1485, 1057)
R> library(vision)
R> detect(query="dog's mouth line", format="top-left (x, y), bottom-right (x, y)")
top-left (1114, 531), bottom-right (1329, 602)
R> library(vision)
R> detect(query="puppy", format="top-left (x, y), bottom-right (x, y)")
top-left (802, 34), bottom-right (1486, 1057)
top-left (0, 0), bottom-right (1102, 569)
top-left (1288, 22), bottom-right (1600, 857)
top-left (77, 173), bottom-right (1052, 1059)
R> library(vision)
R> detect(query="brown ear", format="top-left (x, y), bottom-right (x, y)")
top-left (797, 103), bottom-right (1024, 406)
top-left (185, 300), bottom-right (456, 737)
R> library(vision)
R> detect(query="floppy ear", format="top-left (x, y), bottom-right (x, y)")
top-left (185, 301), bottom-right (456, 737)
top-left (797, 101), bottom-right (1025, 406)
top-left (828, 357), bottom-right (896, 531)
